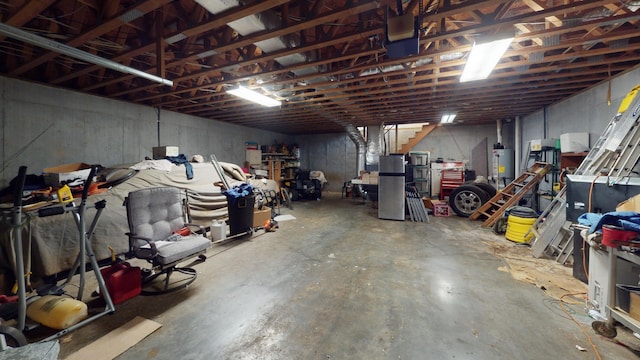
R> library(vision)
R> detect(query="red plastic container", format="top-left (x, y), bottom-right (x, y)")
top-left (100, 262), bottom-right (141, 304)
top-left (602, 225), bottom-right (639, 248)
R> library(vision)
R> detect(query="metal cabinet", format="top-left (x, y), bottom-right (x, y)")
top-left (430, 161), bottom-right (464, 198)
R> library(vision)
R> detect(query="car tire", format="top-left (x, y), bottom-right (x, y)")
top-left (473, 182), bottom-right (497, 198)
top-left (449, 185), bottom-right (490, 217)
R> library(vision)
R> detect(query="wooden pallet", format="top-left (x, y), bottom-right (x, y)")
top-left (469, 162), bottom-right (552, 227)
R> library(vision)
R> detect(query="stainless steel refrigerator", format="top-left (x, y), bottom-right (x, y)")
top-left (378, 155), bottom-right (405, 220)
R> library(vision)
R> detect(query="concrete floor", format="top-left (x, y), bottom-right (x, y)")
top-left (32, 193), bottom-right (639, 359)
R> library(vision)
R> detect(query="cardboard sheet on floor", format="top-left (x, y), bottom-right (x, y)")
top-left (65, 316), bottom-right (161, 360)
top-left (487, 241), bottom-right (587, 303)
top-left (274, 214), bottom-right (296, 221)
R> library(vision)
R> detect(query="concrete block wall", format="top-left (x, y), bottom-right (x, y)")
top-left (409, 123), bottom-right (508, 170)
top-left (522, 66), bottom-right (640, 152)
top-left (519, 66), bottom-right (640, 209)
top-left (295, 133), bottom-right (357, 192)
top-left (0, 76), bottom-right (288, 187)
top-left (4, 65), bottom-right (637, 194)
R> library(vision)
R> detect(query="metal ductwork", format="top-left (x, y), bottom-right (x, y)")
top-left (306, 107), bottom-right (366, 173)
top-left (360, 58), bottom-right (434, 77)
top-left (366, 125), bottom-right (382, 166)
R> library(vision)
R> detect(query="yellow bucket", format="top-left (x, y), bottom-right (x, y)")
top-left (505, 214), bottom-right (536, 243)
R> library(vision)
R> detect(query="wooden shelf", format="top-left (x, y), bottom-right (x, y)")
top-left (560, 152), bottom-right (588, 169)
top-left (262, 153), bottom-right (299, 181)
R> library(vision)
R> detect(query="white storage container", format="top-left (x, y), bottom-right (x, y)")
top-left (409, 151), bottom-right (430, 166)
top-left (560, 133), bottom-right (589, 153)
top-left (210, 220), bottom-right (226, 241)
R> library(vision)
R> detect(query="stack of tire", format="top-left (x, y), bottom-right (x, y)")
top-left (448, 181), bottom-right (497, 217)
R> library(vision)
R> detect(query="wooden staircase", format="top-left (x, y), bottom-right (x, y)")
top-left (469, 162), bottom-right (552, 228)
top-left (398, 124), bottom-right (437, 154)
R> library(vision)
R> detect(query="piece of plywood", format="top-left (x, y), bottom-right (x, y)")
top-left (65, 316), bottom-right (161, 360)
top-left (471, 137), bottom-right (489, 179)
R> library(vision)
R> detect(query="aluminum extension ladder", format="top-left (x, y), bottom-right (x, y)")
top-left (529, 84), bottom-right (640, 262)
top-left (469, 162), bottom-right (552, 228)
top-left (530, 187), bottom-right (573, 262)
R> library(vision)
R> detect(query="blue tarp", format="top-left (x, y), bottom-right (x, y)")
top-left (577, 211), bottom-right (640, 234)
top-left (222, 183), bottom-right (253, 205)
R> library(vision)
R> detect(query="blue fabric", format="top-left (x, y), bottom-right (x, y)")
top-left (578, 211), bottom-right (640, 234)
top-left (222, 183), bottom-right (254, 205)
top-left (166, 154), bottom-right (193, 180)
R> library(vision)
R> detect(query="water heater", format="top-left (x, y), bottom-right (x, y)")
top-left (492, 148), bottom-right (515, 185)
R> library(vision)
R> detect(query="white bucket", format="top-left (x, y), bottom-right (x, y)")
top-left (210, 220), bottom-right (226, 241)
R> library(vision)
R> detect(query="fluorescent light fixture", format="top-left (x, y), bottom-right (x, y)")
top-left (0, 22), bottom-right (173, 86)
top-left (460, 37), bottom-right (513, 82)
top-left (441, 114), bottom-right (456, 123)
top-left (228, 86), bottom-right (281, 107)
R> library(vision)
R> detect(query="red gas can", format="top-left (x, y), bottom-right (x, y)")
top-left (100, 262), bottom-right (142, 304)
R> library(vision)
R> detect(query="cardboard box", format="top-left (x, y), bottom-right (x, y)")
top-left (422, 197), bottom-right (435, 210)
top-left (560, 132), bottom-right (589, 153)
top-left (246, 149), bottom-right (262, 166)
top-left (152, 146), bottom-right (179, 159)
top-left (43, 163), bottom-right (92, 186)
top-left (631, 292), bottom-right (640, 321)
top-left (253, 207), bottom-right (271, 228)
top-left (530, 138), bottom-right (557, 151)
top-left (616, 194), bottom-right (640, 212)
top-left (616, 284), bottom-right (640, 321)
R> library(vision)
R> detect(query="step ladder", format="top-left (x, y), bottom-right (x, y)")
top-left (529, 84), bottom-right (640, 262)
top-left (530, 187), bottom-right (573, 262)
top-left (469, 162), bottom-right (552, 228)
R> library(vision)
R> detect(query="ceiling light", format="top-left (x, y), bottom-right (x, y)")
top-left (228, 86), bottom-right (281, 107)
top-left (441, 114), bottom-right (456, 124)
top-left (460, 37), bottom-right (513, 82)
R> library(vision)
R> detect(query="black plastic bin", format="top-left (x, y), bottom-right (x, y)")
top-left (227, 194), bottom-right (255, 236)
